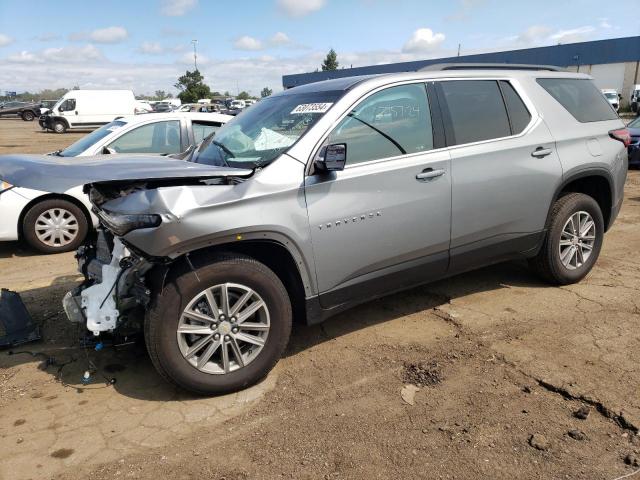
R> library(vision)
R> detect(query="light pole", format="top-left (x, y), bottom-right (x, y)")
top-left (191, 39), bottom-right (198, 71)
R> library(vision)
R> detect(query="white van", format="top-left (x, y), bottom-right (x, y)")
top-left (39, 90), bottom-right (136, 133)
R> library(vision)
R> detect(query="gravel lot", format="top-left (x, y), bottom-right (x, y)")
top-left (1, 117), bottom-right (640, 480)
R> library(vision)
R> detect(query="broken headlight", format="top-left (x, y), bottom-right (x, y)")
top-left (97, 210), bottom-right (162, 236)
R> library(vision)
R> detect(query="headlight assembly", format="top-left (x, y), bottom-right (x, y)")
top-left (97, 210), bottom-right (162, 236)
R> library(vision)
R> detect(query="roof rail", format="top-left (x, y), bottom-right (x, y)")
top-left (419, 63), bottom-right (565, 72)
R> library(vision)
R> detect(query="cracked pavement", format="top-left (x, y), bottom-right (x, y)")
top-left (1, 119), bottom-right (640, 479)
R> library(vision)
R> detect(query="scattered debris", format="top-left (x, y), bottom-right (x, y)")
top-left (522, 385), bottom-right (532, 394)
top-left (0, 288), bottom-right (41, 348)
top-left (402, 361), bottom-right (443, 387)
top-left (574, 406), bottom-right (591, 420)
top-left (528, 433), bottom-right (550, 451)
top-left (568, 429), bottom-right (587, 441)
top-left (401, 384), bottom-right (420, 406)
top-left (625, 454), bottom-right (640, 467)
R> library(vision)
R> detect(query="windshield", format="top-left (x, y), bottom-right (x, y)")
top-left (628, 116), bottom-right (640, 128)
top-left (192, 90), bottom-right (343, 168)
top-left (604, 93), bottom-right (617, 100)
top-left (59, 120), bottom-right (127, 157)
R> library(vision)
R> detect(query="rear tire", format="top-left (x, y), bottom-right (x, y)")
top-left (21, 110), bottom-right (35, 121)
top-left (529, 193), bottom-right (604, 285)
top-left (145, 254), bottom-right (292, 395)
top-left (52, 120), bottom-right (66, 134)
top-left (22, 199), bottom-right (88, 254)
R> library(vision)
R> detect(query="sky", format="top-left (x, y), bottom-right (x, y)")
top-left (0, 0), bottom-right (638, 97)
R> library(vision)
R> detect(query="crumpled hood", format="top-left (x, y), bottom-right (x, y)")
top-left (0, 154), bottom-right (253, 193)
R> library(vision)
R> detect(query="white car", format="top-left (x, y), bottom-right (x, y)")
top-left (601, 89), bottom-right (619, 112)
top-left (134, 100), bottom-right (154, 114)
top-left (229, 100), bottom-right (246, 109)
top-left (0, 112), bottom-right (231, 253)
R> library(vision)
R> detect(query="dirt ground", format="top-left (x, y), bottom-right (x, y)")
top-left (1, 117), bottom-right (640, 480)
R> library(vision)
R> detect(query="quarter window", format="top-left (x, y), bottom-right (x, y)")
top-left (439, 80), bottom-right (511, 145)
top-left (536, 78), bottom-right (618, 123)
top-left (327, 83), bottom-right (434, 165)
top-left (108, 120), bottom-right (181, 154)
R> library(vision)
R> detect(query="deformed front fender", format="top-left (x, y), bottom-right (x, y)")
top-left (106, 155), bottom-right (319, 296)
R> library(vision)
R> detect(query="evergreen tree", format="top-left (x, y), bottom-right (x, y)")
top-left (321, 49), bottom-right (339, 71)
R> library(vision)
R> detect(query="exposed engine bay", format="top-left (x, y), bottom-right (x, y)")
top-left (63, 228), bottom-right (153, 335)
top-left (63, 174), bottom-right (252, 336)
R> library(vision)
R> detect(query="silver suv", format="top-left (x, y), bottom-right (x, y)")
top-left (0, 66), bottom-right (629, 394)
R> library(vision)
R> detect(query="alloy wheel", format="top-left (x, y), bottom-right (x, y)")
top-left (176, 283), bottom-right (270, 375)
top-left (559, 211), bottom-right (596, 270)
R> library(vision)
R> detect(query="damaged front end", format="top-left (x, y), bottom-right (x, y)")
top-left (59, 172), bottom-right (253, 338)
top-left (63, 228), bottom-right (155, 335)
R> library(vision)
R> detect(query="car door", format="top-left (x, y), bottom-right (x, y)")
top-left (304, 82), bottom-right (451, 308)
top-left (436, 79), bottom-right (563, 271)
top-left (106, 119), bottom-right (182, 154)
top-left (58, 98), bottom-right (77, 126)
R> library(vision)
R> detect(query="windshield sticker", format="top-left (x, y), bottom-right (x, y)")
top-left (290, 103), bottom-right (333, 114)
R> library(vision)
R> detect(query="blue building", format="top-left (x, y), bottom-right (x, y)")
top-left (282, 36), bottom-right (640, 107)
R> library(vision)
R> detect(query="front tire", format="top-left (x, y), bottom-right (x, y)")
top-left (529, 193), bottom-right (604, 285)
top-left (22, 199), bottom-right (89, 254)
top-left (52, 120), bottom-right (67, 134)
top-left (145, 254), bottom-right (292, 395)
top-left (21, 110), bottom-right (35, 121)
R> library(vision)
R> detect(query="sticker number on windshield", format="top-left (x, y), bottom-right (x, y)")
top-left (290, 103), bottom-right (333, 114)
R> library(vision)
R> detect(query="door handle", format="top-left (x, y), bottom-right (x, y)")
top-left (531, 147), bottom-right (552, 158)
top-left (416, 168), bottom-right (445, 180)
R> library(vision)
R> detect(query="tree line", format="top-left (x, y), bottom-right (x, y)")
top-left (3, 49), bottom-right (341, 104)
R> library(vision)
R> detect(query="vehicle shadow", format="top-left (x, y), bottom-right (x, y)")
top-left (0, 241), bottom-right (43, 258)
top-left (0, 260), bottom-right (550, 402)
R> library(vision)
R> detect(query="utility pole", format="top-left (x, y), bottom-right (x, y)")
top-left (191, 39), bottom-right (198, 71)
top-left (457, 43), bottom-right (461, 57)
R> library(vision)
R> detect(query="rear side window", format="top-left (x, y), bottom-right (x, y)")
top-left (192, 121), bottom-right (222, 144)
top-left (536, 78), bottom-right (618, 123)
top-left (499, 81), bottom-right (531, 135)
top-left (439, 80), bottom-right (511, 145)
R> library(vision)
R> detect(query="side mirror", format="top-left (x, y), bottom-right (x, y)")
top-left (315, 143), bottom-right (347, 172)
top-left (102, 146), bottom-right (117, 155)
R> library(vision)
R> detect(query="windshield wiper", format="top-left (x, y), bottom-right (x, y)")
top-left (212, 140), bottom-right (236, 158)
top-left (346, 113), bottom-right (406, 155)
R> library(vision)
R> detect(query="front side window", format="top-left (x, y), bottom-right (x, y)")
top-left (327, 83), bottom-right (434, 165)
top-left (537, 78), bottom-right (618, 123)
top-left (107, 120), bottom-right (181, 154)
top-left (440, 80), bottom-right (511, 145)
top-left (60, 98), bottom-right (76, 112)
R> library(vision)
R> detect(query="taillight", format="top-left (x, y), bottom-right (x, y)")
top-left (609, 128), bottom-right (631, 147)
